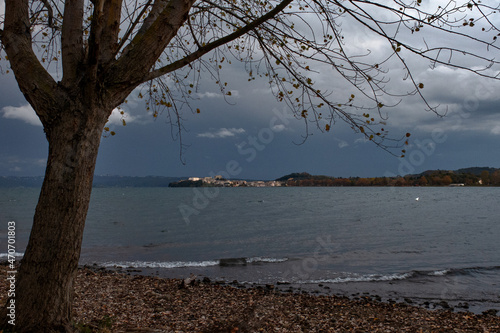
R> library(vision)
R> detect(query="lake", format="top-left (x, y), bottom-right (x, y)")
top-left (1, 186), bottom-right (499, 314)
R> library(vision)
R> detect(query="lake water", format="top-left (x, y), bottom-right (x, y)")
top-left (1, 186), bottom-right (499, 314)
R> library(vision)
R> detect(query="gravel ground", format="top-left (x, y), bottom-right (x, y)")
top-left (73, 268), bottom-right (499, 332)
top-left (2, 266), bottom-right (499, 332)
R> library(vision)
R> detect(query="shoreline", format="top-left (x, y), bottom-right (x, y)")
top-left (1, 264), bottom-right (499, 332)
top-left (85, 263), bottom-right (500, 316)
top-left (4, 255), bottom-right (499, 315)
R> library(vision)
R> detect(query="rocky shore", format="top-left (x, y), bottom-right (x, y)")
top-left (2, 265), bottom-right (499, 332)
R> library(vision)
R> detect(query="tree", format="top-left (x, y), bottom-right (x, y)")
top-left (491, 170), bottom-right (500, 185)
top-left (441, 175), bottom-right (453, 186)
top-left (480, 170), bottom-right (490, 185)
top-left (355, 177), bottom-right (371, 186)
top-left (1, 0), bottom-right (500, 331)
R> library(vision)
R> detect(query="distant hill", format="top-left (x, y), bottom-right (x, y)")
top-left (0, 176), bottom-right (184, 188)
top-left (412, 167), bottom-right (500, 178)
top-left (275, 172), bottom-right (332, 182)
top-left (455, 167), bottom-right (499, 176)
top-left (276, 166), bottom-right (500, 187)
top-left (275, 172), bottom-right (312, 181)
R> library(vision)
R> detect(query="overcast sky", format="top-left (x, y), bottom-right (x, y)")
top-left (1, 1), bottom-right (500, 180)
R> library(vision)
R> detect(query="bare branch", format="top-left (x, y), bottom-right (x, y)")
top-left (115, 0), bottom-right (154, 58)
top-left (2, 0), bottom-right (58, 124)
top-left (40, 0), bottom-right (56, 29)
top-left (143, 0), bottom-right (295, 82)
top-left (61, 0), bottom-right (85, 87)
top-left (4, 0), bottom-right (500, 156)
top-left (108, 0), bottom-right (197, 89)
top-left (101, 0), bottom-right (124, 63)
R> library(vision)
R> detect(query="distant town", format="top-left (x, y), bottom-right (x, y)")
top-left (169, 175), bottom-right (285, 187)
top-left (169, 167), bottom-right (500, 188)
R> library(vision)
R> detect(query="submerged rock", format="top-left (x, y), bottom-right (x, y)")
top-left (482, 309), bottom-right (499, 316)
top-left (219, 258), bottom-right (247, 266)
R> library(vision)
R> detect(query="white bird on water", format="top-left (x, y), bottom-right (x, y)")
top-left (415, 197), bottom-right (420, 201)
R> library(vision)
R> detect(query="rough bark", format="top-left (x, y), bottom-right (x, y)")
top-left (109, 0), bottom-right (196, 87)
top-left (0, 0), bottom-right (290, 331)
top-left (2, 0), bottom-right (59, 125)
top-left (61, 0), bottom-right (85, 87)
top-left (0, 0), bottom-right (193, 329)
top-left (1, 99), bottom-right (110, 332)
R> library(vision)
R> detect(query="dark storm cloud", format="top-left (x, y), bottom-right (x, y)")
top-left (1, 0), bottom-right (500, 178)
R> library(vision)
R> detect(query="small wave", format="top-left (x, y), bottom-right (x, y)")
top-left (354, 266), bottom-right (500, 282)
top-left (462, 265), bottom-right (500, 273)
top-left (416, 266), bottom-right (500, 278)
top-left (430, 269), bottom-right (449, 276)
top-left (100, 256), bottom-right (288, 269)
top-left (220, 256), bottom-right (288, 266)
top-left (247, 257), bottom-right (288, 264)
top-left (102, 260), bottom-right (219, 269)
top-left (296, 266), bottom-right (500, 285)
top-left (305, 272), bottom-right (414, 284)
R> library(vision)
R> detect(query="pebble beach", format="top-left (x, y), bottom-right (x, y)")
top-left (3, 265), bottom-right (499, 332)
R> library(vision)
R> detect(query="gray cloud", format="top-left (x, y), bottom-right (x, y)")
top-left (1, 104), bottom-right (41, 127)
top-left (197, 128), bottom-right (246, 138)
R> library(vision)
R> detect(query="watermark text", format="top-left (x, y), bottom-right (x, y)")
top-left (6, 221), bottom-right (17, 326)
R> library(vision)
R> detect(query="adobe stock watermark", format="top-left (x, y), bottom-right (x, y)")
top-left (439, 274), bottom-right (468, 303)
top-left (384, 78), bottom-right (495, 178)
top-left (178, 107), bottom-right (294, 225)
top-left (6, 221), bottom-right (17, 327)
top-left (280, 234), bottom-right (340, 282)
top-left (384, 127), bottom-right (449, 178)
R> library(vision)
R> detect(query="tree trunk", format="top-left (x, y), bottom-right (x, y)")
top-left (3, 103), bottom-right (109, 332)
